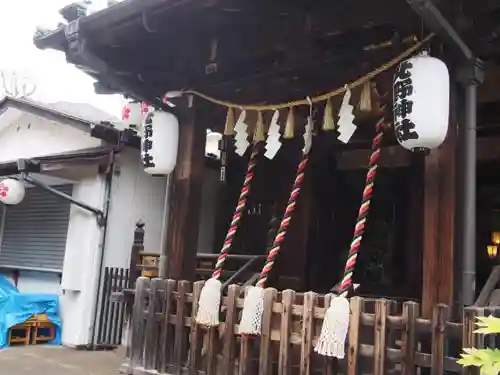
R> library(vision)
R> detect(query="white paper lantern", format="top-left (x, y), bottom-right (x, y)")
top-left (122, 101), bottom-right (150, 128)
top-left (206, 131), bottom-right (222, 158)
top-left (0, 178), bottom-right (25, 205)
top-left (393, 52), bottom-right (450, 151)
top-left (141, 110), bottom-right (179, 175)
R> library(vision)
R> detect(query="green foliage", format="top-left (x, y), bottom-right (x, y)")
top-left (459, 316), bottom-right (500, 375)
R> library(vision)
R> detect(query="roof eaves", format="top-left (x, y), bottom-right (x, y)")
top-left (34, 0), bottom-right (169, 51)
top-left (33, 1), bottom-right (183, 112)
top-left (0, 97), bottom-right (142, 154)
top-left (0, 96), bottom-right (96, 133)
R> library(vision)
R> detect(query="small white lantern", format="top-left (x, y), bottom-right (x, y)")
top-left (206, 130), bottom-right (222, 158)
top-left (0, 178), bottom-right (25, 205)
top-left (122, 101), bottom-right (150, 128)
top-left (141, 110), bottom-right (179, 175)
top-left (393, 52), bottom-right (450, 151)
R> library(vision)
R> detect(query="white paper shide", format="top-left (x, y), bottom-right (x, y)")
top-left (234, 110), bottom-right (250, 156)
top-left (264, 110), bottom-right (282, 160)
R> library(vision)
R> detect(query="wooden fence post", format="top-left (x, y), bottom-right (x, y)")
top-left (130, 277), bottom-right (150, 369)
top-left (260, 288), bottom-right (278, 375)
top-left (401, 301), bottom-right (419, 375)
top-left (129, 224), bottom-right (145, 289)
top-left (159, 279), bottom-right (177, 374)
top-left (144, 278), bottom-right (163, 370)
top-left (174, 281), bottom-right (191, 375)
top-left (221, 284), bottom-right (241, 375)
top-left (373, 299), bottom-right (388, 375)
top-left (238, 287), bottom-right (252, 375)
top-left (300, 291), bottom-right (317, 375)
top-left (347, 297), bottom-right (362, 375)
top-left (430, 304), bottom-right (449, 375)
top-left (462, 307), bottom-right (478, 375)
top-left (279, 290), bottom-right (295, 375)
top-left (189, 281), bottom-right (204, 375)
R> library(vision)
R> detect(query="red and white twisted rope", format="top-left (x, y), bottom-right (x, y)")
top-left (338, 117), bottom-right (386, 295)
top-left (256, 155), bottom-right (309, 288)
top-left (212, 144), bottom-right (261, 279)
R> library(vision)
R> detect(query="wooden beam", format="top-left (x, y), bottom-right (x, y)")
top-left (165, 96), bottom-right (206, 281)
top-left (478, 63), bottom-right (500, 103)
top-left (336, 135), bottom-right (500, 171)
top-left (422, 124), bottom-right (457, 318)
top-left (336, 145), bottom-right (411, 170)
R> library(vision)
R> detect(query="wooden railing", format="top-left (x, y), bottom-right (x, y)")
top-left (97, 267), bottom-right (131, 347)
top-left (121, 277), bottom-right (497, 375)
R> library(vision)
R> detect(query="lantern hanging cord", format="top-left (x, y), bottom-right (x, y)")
top-left (180, 34), bottom-right (434, 111)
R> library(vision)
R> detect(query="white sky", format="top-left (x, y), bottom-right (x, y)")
top-left (0, 0), bottom-right (125, 118)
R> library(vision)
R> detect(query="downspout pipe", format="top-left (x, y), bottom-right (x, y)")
top-left (406, 0), bottom-right (484, 307)
top-left (158, 174), bottom-right (173, 278)
top-left (89, 150), bottom-right (116, 348)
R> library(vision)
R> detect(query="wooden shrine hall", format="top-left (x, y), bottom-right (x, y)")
top-left (34, 0), bottom-right (500, 315)
top-left (33, 1), bottom-right (500, 374)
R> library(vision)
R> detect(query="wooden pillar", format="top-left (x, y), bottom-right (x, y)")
top-left (165, 96), bottom-right (206, 281)
top-left (422, 124), bottom-right (457, 317)
top-left (404, 154), bottom-right (424, 299)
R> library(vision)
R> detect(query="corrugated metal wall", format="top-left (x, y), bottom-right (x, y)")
top-left (0, 185), bottom-right (73, 271)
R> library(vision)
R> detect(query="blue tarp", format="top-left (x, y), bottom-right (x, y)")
top-left (0, 276), bottom-right (62, 348)
top-left (0, 275), bottom-right (18, 298)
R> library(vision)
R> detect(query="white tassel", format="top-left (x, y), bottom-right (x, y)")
top-left (238, 286), bottom-right (264, 335)
top-left (195, 278), bottom-right (222, 327)
top-left (314, 295), bottom-right (350, 358)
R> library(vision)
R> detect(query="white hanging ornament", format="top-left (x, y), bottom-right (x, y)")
top-left (314, 295), bottom-right (350, 358)
top-left (337, 87), bottom-right (357, 144)
top-left (264, 110), bottom-right (282, 160)
top-left (238, 285), bottom-right (264, 335)
top-left (141, 110), bottom-right (179, 175)
top-left (234, 110), bottom-right (250, 156)
top-left (393, 51), bottom-right (449, 152)
top-left (0, 178), bottom-right (25, 205)
top-left (302, 116), bottom-right (313, 155)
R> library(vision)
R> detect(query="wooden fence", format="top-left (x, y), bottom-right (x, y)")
top-left (97, 267), bottom-right (130, 346)
top-left (122, 277), bottom-right (497, 375)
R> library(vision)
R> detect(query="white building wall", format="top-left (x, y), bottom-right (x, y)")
top-left (0, 110), bottom-right (223, 346)
top-left (0, 113), bottom-right (107, 346)
top-left (103, 155), bottom-right (220, 266)
top-left (0, 112), bottom-right (101, 162)
top-left (0, 176), bottom-right (106, 347)
top-left (16, 271), bottom-right (62, 294)
top-left (103, 149), bottom-right (167, 268)
top-left (59, 175), bottom-right (105, 346)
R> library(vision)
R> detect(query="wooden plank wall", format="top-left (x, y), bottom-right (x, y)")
top-left (122, 278), bottom-right (496, 375)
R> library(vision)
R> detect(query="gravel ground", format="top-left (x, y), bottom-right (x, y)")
top-left (0, 345), bottom-right (125, 375)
